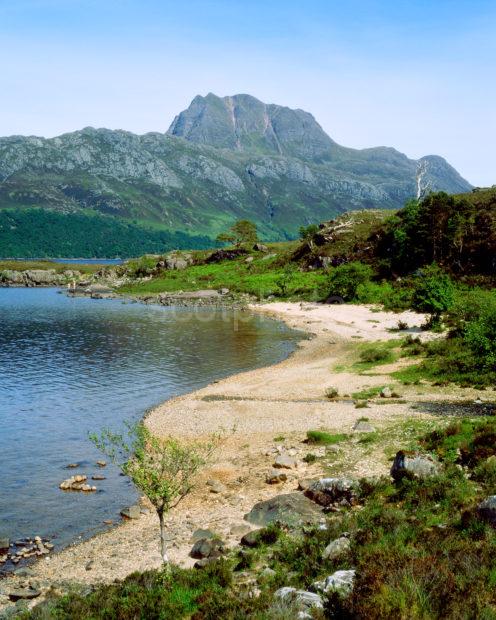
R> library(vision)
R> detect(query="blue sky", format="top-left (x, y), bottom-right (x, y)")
top-left (0, 0), bottom-right (494, 185)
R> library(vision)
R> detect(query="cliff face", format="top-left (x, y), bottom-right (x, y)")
top-left (0, 93), bottom-right (472, 240)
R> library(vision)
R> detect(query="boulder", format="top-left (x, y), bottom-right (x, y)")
top-left (380, 387), bottom-right (392, 398)
top-left (253, 243), bottom-right (269, 253)
top-left (273, 454), bottom-right (298, 470)
top-left (8, 588), bottom-right (41, 601)
top-left (120, 505), bottom-right (141, 519)
top-left (353, 420), bottom-right (376, 433)
top-left (25, 269), bottom-right (63, 285)
top-left (0, 269), bottom-right (25, 284)
top-left (207, 479), bottom-right (227, 494)
top-left (189, 537), bottom-right (225, 559)
top-left (245, 256), bottom-right (254, 264)
top-left (304, 478), bottom-right (359, 507)
top-left (240, 530), bottom-right (262, 548)
top-left (297, 478), bottom-right (320, 491)
top-left (274, 587), bottom-right (323, 612)
top-left (244, 493), bottom-right (323, 527)
top-left (312, 569), bottom-right (356, 596)
top-left (477, 496), bottom-right (496, 527)
top-left (322, 536), bottom-right (351, 561)
top-left (191, 528), bottom-right (217, 543)
top-left (0, 538), bottom-right (9, 551)
top-left (390, 451), bottom-right (441, 481)
top-left (266, 469), bottom-right (288, 484)
top-left (206, 248), bottom-right (247, 263)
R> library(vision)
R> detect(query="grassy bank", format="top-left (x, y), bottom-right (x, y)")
top-left (21, 416), bottom-right (496, 619)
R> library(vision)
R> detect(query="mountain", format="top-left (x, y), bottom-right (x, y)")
top-left (0, 93), bottom-right (472, 248)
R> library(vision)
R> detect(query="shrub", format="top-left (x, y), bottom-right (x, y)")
top-left (327, 262), bottom-right (373, 302)
top-left (324, 386), bottom-right (339, 399)
top-left (411, 264), bottom-right (455, 320)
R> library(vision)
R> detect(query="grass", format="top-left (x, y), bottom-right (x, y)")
top-left (353, 342), bottom-right (398, 370)
top-left (119, 254), bottom-right (327, 301)
top-left (306, 430), bottom-right (348, 445)
top-left (0, 259), bottom-right (101, 274)
top-left (23, 418), bottom-right (496, 619)
top-left (352, 386), bottom-right (387, 400)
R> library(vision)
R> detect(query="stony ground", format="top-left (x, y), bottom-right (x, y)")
top-left (0, 302), bottom-right (488, 615)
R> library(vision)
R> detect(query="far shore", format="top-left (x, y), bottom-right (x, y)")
top-left (0, 301), bottom-right (479, 611)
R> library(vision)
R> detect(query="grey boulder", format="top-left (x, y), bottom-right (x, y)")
top-left (244, 493), bottom-right (323, 527)
top-left (274, 586), bottom-right (323, 611)
top-left (477, 496), bottom-right (496, 527)
top-left (312, 569), bottom-right (356, 596)
top-left (322, 536), bottom-right (351, 560)
top-left (390, 451), bottom-right (441, 481)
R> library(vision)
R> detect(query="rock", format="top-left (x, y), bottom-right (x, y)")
top-left (14, 568), bottom-right (34, 578)
top-left (304, 478), bottom-right (359, 507)
top-left (390, 451), bottom-right (441, 481)
top-left (85, 561), bottom-right (94, 571)
top-left (103, 520), bottom-right (113, 525)
top-left (24, 270), bottom-right (63, 285)
top-left (59, 474), bottom-right (94, 491)
top-left (120, 505), bottom-right (141, 520)
top-left (191, 528), bottom-right (217, 543)
top-left (66, 463), bottom-right (79, 468)
top-left (253, 243), bottom-right (269, 253)
top-left (206, 479), bottom-right (227, 494)
top-left (193, 558), bottom-right (218, 569)
top-left (297, 478), bottom-right (320, 491)
top-left (260, 567), bottom-right (276, 578)
top-left (96, 460), bottom-right (107, 467)
top-left (312, 569), bottom-right (355, 596)
top-left (273, 454), bottom-right (298, 470)
top-left (91, 474), bottom-right (106, 480)
top-left (245, 256), bottom-right (254, 263)
top-left (0, 538), bottom-right (9, 551)
top-left (244, 493), bottom-right (323, 527)
top-left (189, 537), bottom-right (225, 560)
top-left (206, 248), bottom-right (247, 263)
top-left (240, 530), bottom-right (262, 548)
top-left (353, 420), bottom-right (376, 433)
top-left (274, 587), bottom-right (323, 612)
top-left (219, 288), bottom-right (230, 295)
top-left (0, 269), bottom-right (25, 284)
top-left (230, 523), bottom-right (251, 537)
top-left (266, 469), bottom-right (288, 484)
top-left (322, 536), bottom-right (351, 560)
top-left (8, 588), bottom-right (41, 601)
top-left (477, 496), bottom-right (496, 527)
top-left (380, 387), bottom-right (392, 398)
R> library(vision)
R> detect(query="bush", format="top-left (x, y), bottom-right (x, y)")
top-left (411, 264), bottom-right (455, 319)
top-left (327, 262), bottom-right (373, 302)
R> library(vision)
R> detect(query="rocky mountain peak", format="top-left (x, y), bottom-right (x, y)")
top-left (167, 92), bottom-right (338, 161)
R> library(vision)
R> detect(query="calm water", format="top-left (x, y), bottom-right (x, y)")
top-left (0, 288), bottom-right (301, 555)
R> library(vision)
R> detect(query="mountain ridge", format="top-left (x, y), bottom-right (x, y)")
top-left (0, 93), bottom-right (472, 242)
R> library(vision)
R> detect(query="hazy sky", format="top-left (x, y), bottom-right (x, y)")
top-left (1, 0), bottom-right (494, 186)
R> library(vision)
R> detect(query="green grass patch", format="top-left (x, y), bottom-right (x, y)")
top-left (306, 430), bottom-right (348, 445)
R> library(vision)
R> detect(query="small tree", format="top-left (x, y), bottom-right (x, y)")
top-left (298, 224), bottom-right (319, 241)
top-left (90, 423), bottom-right (219, 564)
top-left (327, 262), bottom-right (373, 302)
top-left (216, 220), bottom-right (258, 247)
top-left (275, 263), bottom-right (297, 297)
top-left (412, 264), bottom-right (454, 324)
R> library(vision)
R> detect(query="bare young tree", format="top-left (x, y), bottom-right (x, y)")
top-left (90, 423), bottom-right (220, 564)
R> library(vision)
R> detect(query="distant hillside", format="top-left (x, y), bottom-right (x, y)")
top-left (0, 93), bottom-right (472, 250)
top-left (0, 209), bottom-right (214, 258)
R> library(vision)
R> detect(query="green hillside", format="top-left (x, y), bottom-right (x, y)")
top-left (0, 209), bottom-right (214, 258)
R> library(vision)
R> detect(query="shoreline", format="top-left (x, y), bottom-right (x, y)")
top-left (0, 301), bottom-right (465, 612)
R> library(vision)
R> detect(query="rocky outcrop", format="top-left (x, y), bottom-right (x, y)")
top-left (0, 269), bottom-right (76, 287)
